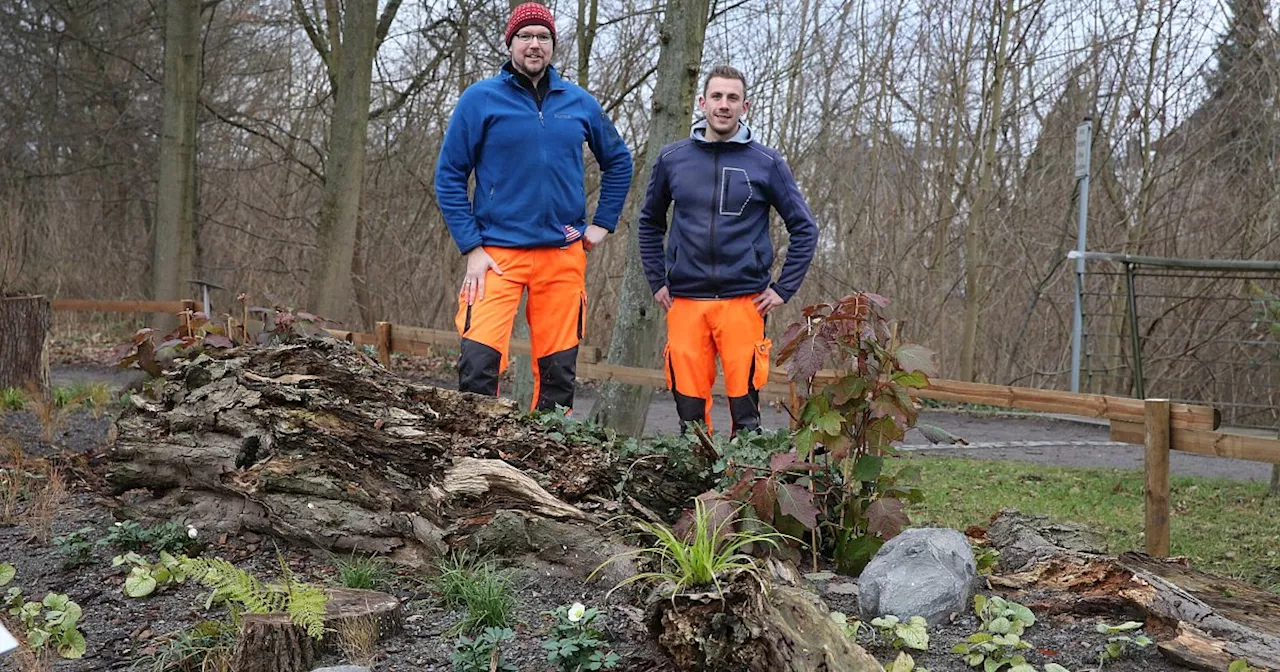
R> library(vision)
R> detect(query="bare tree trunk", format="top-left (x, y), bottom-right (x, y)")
top-left (577, 0), bottom-right (599, 88)
top-left (590, 0), bottom-right (710, 435)
top-left (959, 0), bottom-right (1015, 382)
top-left (152, 0), bottom-right (201, 331)
top-left (305, 3), bottom-right (381, 327)
top-left (0, 295), bottom-right (51, 393)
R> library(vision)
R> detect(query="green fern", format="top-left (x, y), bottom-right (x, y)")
top-left (179, 556), bottom-right (328, 640)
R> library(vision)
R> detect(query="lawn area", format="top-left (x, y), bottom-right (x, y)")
top-left (905, 454), bottom-right (1280, 592)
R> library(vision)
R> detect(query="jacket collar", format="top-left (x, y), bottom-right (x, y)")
top-left (691, 118), bottom-right (753, 145)
top-left (500, 60), bottom-right (567, 92)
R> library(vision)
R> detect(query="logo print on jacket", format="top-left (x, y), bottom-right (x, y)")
top-left (720, 167), bottom-right (752, 216)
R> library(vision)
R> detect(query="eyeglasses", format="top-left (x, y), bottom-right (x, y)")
top-left (514, 32), bottom-right (553, 44)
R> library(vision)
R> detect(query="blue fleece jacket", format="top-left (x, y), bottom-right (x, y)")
top-left (434, 64), bottom-right (634, 254)
top-left (638, 121), bottom-right (818, 302)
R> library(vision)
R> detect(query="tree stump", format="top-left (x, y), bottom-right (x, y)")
top-left (229, 587), bottom-right (401, 672)
top-left (647, 565), bottom-right (884, 672)
top-left (0, 294), bottom-right (51, 393)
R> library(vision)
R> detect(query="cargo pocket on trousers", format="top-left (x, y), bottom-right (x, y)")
top-left (751, 338), bottom-right (772, 392)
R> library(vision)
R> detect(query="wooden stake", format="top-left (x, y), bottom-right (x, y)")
top-left (375, 322), bottom-right (392, 370)
top-left (1144, 398), bottom-right (1171, 557)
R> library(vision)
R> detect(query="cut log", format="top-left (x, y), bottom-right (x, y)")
top-left (107, 338), bottom-right (685, 569)
top-left (987, 510), bottom-right (1280, 671)
top-left (647, 566), bottom-right (884, 672)
top-left (229, 587), bottom-right (401, 672)
top-left (0, 294), bottom-right (51, 393)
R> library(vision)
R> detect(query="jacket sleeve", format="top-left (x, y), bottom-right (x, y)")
top-left (434, 90), bottom-right (485, 255)
top-left (767, 154), bottom-right (818, 302)
top-left (637, 155), bottom-right (672, 295)
top-left (584, 98), bottom-right (634, 232)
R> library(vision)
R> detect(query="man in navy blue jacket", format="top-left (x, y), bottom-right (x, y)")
top-left (638, 64), bottom-right (818, 435)
top-left (435, 2), bottom-right (633, 411)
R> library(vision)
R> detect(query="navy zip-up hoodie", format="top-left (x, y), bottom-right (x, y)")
top-left (638, 120), bottom-right (818, 302)
top-left (435, 63), bottom-right (634, 255)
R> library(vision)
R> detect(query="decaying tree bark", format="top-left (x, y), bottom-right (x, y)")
top-left (107, 338), bottom-right (631, 567)
top-left (229, 587), bottom-right (401, 672)
top-left (647, 561), bottom-right (884, 672)
top-left (987, 510), bottom-right (1280, 671)
top-left (0, 294), bottom-right (51, 393)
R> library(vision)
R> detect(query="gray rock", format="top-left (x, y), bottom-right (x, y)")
top-left (310, 667), bottom-right (370, 672)
top-left (858, 527), bottom-right (976, 625)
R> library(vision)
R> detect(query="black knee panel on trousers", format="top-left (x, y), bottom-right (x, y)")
top-left (728, 392), bottom-right (761, 436)
top-left (458, 338), bottom-right (501, 396)
top-left (535, 346), bottom-right (578, 410)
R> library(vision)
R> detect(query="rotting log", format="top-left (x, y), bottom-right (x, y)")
top-left (987, 510), bottom-right (1280, 671)
top-left (106, 338), bottom-right (668, 571)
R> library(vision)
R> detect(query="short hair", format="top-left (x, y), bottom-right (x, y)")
top-left (702, 65), bottom-right (748, 98)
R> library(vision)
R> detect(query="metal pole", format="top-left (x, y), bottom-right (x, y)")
top-left (1125, 262), bottom-right (1146, 399)
top-left (1070, 117), bottom-right (1092, 392)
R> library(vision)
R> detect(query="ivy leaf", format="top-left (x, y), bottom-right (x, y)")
top-left (892, 370), bottom-right (929, 389)
top-left (898, 616), bottom-right (929, 651)
top-left (124, 568), bottom-right (158, 598)
top-left (58, 628), bottom-right (87, 659)
top-left (853, 454), bottom-right (884, 482)
top-left (830, 376), bottom-right (869, 405)
top-left (1008, 603), bottom-right (1036, 627)
top-left (895, 343), bottom-right (938, 377)
top-left (777, 483), bottom-right (819, 530)
top-left (885, 652), bottom-right (915, 672)
top-left (815, 410), bottom-right (843, 436)
top-left (793, 427), bottom-right (816, 461)
top-left (866, 498), bottom-right (909, 539)
top-left (867, 416), bottom-right (906, 450)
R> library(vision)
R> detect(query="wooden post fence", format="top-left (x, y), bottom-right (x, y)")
top-left (1144, 399), bottom-right (1171, 557)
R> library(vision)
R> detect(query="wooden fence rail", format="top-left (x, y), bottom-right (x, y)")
top-left (51, 300), bottom-right (1280, 557)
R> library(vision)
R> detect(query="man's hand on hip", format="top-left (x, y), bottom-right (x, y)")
top-left (582, 224), bottom-right (609, 251)
top-left (753, 288), bottom-right (785, 316)
top-left (653, 286), bottom-right (673, 311)
top-left (461, 248), bottom-right (503, 306)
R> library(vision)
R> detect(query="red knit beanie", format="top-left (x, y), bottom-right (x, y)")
top-left (505, 2), bottom-right (556, 46)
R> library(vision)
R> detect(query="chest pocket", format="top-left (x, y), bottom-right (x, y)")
top-left (720, 167), bottom-right (755, 217)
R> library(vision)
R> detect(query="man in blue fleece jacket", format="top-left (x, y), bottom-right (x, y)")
top-left (638, 64), bottom-right (818, 435)
top-left (434, 2), bottom-right (633, 411)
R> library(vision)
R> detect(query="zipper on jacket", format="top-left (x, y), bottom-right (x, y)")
top-left (710, 150), bottom-right (721, 297)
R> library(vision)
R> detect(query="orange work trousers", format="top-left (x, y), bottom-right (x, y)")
top-left (664, 296), bottom-right (771, 435)
top-left (455, 243), bottom-right (586, 411)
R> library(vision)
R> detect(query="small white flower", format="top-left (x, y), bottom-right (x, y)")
top-left (186, 525), bottom-right (198, 539)
top-left (567, 602), bottom-right (586, 623)
top-left (307, 503), bottom-right (315, 509)
top-left (114, 522), bottom-right (123, 527)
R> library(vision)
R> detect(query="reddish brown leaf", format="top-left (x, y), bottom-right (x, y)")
top-left (777, 483), bottom-right (819, 530)
top-left (203, 334), bottom-right (234, 349)
top-left (769, 451), bottom-right (796, 474)
top-left (865, 498), bottom-right (909, 539)
top-left (788, 337), bottom-right (830, 382)
top-left (749, 480), bottom-right (777, 524)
